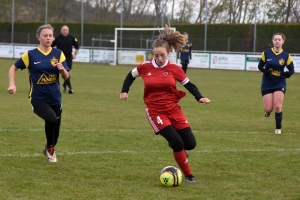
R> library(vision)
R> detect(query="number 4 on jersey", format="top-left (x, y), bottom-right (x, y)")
top-left (157, 116), bottom-right (163, 124)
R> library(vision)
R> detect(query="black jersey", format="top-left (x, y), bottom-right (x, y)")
top-left (51, 34), bottom-right (79, 58)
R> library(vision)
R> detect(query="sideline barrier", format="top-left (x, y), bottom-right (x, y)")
top-left (0, 44), bottom-right (299, 72)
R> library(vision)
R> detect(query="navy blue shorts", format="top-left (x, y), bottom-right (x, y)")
top-left (261, 88), bottom-right (286, 96)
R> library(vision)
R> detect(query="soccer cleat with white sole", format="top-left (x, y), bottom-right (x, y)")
top-left (275, 129), bottom-right (281, 134)
top-left (43, 146), bottom-right (57, 162)
top-left (264, 112), bottom-right (271, 118)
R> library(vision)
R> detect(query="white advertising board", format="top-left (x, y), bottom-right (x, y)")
top-left (118, 51), bottom-right (145, 65)
top-left (245, 55), bottom-right (260, 71)
top-left (72, 48), bottom-right (90, 63)
top-left (291, 56), bottom-right (300, 73)
top-left (14, 46), bottom-right (36, 58)
top-left (91, 49), bottom-right (114, 64)
top-left (210, 54), bottom-right (245, 70)
top-left (0, 45), bottom-right (13, 58)
top-left (189, 53), bottom-right (210, 68)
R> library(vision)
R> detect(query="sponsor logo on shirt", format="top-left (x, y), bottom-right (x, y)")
top-left (37, 73), bottom-right (57, 84)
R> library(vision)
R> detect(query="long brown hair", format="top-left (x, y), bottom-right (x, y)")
top-left (152, 25), bottom-right (185, 53)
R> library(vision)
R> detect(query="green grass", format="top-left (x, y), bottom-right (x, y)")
top-left (0, 58), bottom-right (299, 200)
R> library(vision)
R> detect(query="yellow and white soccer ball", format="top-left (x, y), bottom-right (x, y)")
top-left (159, 166), bottom-right (183, 187)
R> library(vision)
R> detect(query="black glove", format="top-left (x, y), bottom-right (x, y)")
top-left (284, 71), bottom-right (291, 78)
top-left (264, 70), bottom-right (271, 77)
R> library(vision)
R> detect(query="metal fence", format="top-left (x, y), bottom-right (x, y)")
top-left (1, 32), bottom-right (299, 54)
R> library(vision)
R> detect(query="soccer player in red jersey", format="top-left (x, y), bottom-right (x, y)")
top-left (120, 25), bottom-right (210, 183)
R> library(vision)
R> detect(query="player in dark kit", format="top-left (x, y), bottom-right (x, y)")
top-left (52, 25), bottom-right (79, 94)
top-left (8, 24), bottom-right (70, 162)
top-left (178, 32), bottom-right (192, 74)
top-left (258, 33), bottom-right (294, 134)
top-left (120, 26), bottom-right (211, 183)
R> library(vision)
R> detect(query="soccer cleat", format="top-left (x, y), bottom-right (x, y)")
top-left (68, 89), bottom-right (74, 94)
top-left (63, 88), bottom-right (67, 93)
top-left (275, 129), bottom-right (281, 134)
top-left (185, 175), bottom-right (196, 183)
top-left (264, 112), bottom-right (271, 118)
top-left (43, 146), bottom-right (57, 162)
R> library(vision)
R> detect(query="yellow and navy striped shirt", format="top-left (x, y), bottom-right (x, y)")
top-left (14, 46), bottom-right (70, 105)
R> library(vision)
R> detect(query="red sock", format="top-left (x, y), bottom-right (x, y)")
top-left (173, 150), bottom-right (192, 176)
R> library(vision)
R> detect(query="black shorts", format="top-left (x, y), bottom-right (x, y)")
top-left (66, 57), bottom-right (73, 70)
top-left (180, 60), bottom-right (189, 64)
top-left (261, 88), bottom-right (286, 96)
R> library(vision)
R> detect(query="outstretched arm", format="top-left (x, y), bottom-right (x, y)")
top-left (184, 81), bottom-right (210, 104)
top-left (120, 71), bottom-right (136, 100)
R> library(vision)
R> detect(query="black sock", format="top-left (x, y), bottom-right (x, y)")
top-left (45, 121), bottom-right (56, 148)
top-left (275, 111), bottom-right (282, 129)
top-left (63, 81), bottom-right (67, 89)
top-left (66, 77), bottom-right (72, 90)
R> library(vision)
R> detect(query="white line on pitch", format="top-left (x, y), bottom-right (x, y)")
top-left (0, 148), bottom-right (299, 158)
top-left (0, 128), bottom-right (297, 135)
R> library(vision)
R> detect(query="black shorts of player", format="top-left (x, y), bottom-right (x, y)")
top-left (180, 60), bottom-right (189, 64)
top-left (261, 88), bottom-right (286, 96)
top-left (66, 56), bottom-right (73, 70)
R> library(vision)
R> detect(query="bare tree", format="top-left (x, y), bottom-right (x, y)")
top-left (0, 0), bottom-right (14, 21)
top-left (209, 0), bottom-right (224, 23)
top-left (285, 0), bottom-right (292, 23)
top-left (194, 0), bottom-right (204, 23)
top-left (126, 0), bottom-right (152, 23)
top-left (292, 0), bottom-right (300, 22)
top-left (170, 0), bottom-right (175, 21)
top-left (175, 0), bottom-right (196, 23)
top-left (2, 0), bottom-right (300, 24)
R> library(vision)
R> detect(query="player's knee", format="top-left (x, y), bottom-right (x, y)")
top-left (274, 104), bottom-right (282, 112)
top-left (45, 115), bottom-right (57, 124)
top-left (185, 140), bottom-right (197, 150)
top-left (169, 140), bottom-right (184, 152)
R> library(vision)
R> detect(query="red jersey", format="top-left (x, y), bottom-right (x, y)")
top-left (132, 59), bottom-right (189, 111)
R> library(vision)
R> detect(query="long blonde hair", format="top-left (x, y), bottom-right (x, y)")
top-left (152, 25), bottom-right (185, 53)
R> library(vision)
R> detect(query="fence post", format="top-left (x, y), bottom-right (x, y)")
top-left (228, 37), bottom-right (230, 52)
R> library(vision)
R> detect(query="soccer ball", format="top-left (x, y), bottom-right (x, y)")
top-left (159, 166), bottom-right (183, 187)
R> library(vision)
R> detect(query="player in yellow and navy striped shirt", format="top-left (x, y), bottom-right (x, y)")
top-left (8, 24), bottom-right (70, 162)
top-left (258, 33), bottom-right (294, 135)
top-left (178, 32), bottom-right (192, 74)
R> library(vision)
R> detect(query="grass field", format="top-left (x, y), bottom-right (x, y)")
top-left (0, 58), bottom-right (299, 200)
